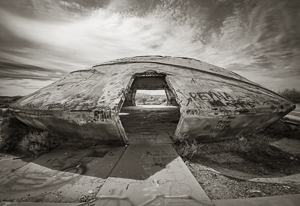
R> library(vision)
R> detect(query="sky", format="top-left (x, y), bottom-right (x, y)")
top-left (0, 0), bottom-right (299, 96)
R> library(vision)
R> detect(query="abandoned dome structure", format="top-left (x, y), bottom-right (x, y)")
top-left (11, 56), bottom-right (295, 145)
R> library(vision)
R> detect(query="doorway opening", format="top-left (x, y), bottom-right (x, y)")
top-left (119, 72), bottom-right (180, 144)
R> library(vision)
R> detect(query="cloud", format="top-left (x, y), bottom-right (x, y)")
top-left (0, 60), bottom-right (65, 80)
top-left (0, 0), bottom-right (299, 96)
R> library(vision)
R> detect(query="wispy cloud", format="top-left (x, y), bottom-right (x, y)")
top-left (0, 0), bottom-right (299, 95)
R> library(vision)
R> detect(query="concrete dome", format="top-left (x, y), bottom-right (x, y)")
top-left (11, 56), bottom-right (295, 144)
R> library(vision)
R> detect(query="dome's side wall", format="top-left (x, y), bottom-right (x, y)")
top-left (10, 68), bottom-right (134, 144)
top-left (166, 69), bottom-right (295, 142)
top-left (94, 62), bottom-right (294, 142)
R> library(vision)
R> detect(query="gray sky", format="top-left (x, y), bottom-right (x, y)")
top-left (0, 0), bottom-right (299, 96)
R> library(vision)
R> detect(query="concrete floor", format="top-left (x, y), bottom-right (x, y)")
top-left (0, 144), bottom-right (213, 205)
top-left (119, 106), bottom-right (180, 144)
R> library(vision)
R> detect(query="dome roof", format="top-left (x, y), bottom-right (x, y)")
top-left (11, 56), bottom-right (295, 144)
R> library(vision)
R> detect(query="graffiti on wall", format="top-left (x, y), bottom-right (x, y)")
top-left (209, 120), bottom-right (232, 133)
top-left (185, 89), bottom-right (284, 113)
top-left (186, 91), bottom-right (255, 109)
top-left (94, 109), bottom-right (111, 122)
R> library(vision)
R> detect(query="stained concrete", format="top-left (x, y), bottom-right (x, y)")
top-left (0, 143), bottom-right (213, 205)
top-left (95, 144), bottom-right (214, 206)
top-left (0, 156), bottom-right (35, 179)
top-left (0, 144), bottom-right (125, 202)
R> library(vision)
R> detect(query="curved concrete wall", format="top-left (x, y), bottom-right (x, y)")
top-left (10, 56), bottom-right (295, 144)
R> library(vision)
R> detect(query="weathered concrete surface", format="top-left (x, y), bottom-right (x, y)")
top-left (0, 157), bottom-right (35, 179)
top-left (213, 194), bottom-right (300, 206)
top-left (1, 141), bottom-right (300, 205)
top-left (10, 56), bottom-right (295, 144)
top-left (95, 144), bottom-right (213, 206)
top-left (119, 106), bottom-right (179, 144)
top-left (0, 142), bottom-right (214, 205)
top-left (270, 138), bottom-right (300, 157)
top-left (0, 144), bottom-right (125, 202)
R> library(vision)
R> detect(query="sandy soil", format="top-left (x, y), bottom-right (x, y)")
top-left (187, 160), bottom-right (300, 199)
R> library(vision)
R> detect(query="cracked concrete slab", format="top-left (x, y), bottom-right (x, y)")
top-left (0, 157), bottom-right (35, 179)
top-left (95, 144), bottom-right (214, 206)
top-left (0, 144), bottom-right (125, 202)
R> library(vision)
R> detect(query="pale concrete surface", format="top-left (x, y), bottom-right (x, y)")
top-left (0, 144), bottom-right (125, 202)
top-left (95, 144), bottom-right (214, 206)
top-left (0, 157), bottom-right (35, 179)
top-left (270, 138), bottom-right (300, 156)
top-left (213, 194), bottom-right (300, 206)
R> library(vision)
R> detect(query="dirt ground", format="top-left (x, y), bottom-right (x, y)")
top-left (181, 131), bottom-right (300, 199)
top-left (187, 160), bottom-right (300, 200)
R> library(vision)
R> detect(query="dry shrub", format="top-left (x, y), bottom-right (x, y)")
top-left (174, 139), bottom-right (202, 159)
top-left (0, 117), bottom-right (59, 156)
top-left (19, 131), bottom-right (57, 156)
top-left (0, 117), bottom-right (32, 154)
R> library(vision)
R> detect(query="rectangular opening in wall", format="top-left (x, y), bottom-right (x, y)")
top-left (119, 73), bottom-right (181, 144)
top-left (135, 90), bottom-right (167, 105)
